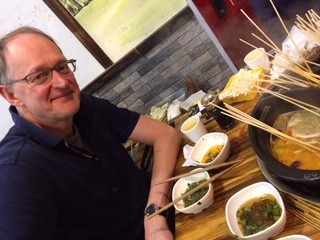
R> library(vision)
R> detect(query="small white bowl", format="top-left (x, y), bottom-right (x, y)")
top-left (172, 169), bottom-right (214, 214)
top-left (190, 132), bottom-right (230, 167)
top-left (276, 235), bottom-right (311, 240)
top-left (226, 182), bottom-right (286, 240)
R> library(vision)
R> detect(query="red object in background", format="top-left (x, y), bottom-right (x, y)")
top-left (189, 0), bottom-right (268, 71)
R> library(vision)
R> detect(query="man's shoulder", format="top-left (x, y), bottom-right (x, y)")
top-left (0, 133), bottom-right (26, 165)
top-left (80, 93), bottom-right (112, 107)
top-left (78, 93), bottom-right (116, 119)
top-left (0, 130), bottom-right (50, 166)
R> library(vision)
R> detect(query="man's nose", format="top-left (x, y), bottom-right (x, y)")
top-left (51, 70), bottom-right (70, 86)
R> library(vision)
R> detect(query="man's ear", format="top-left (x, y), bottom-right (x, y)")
top-left (0, 85), bottom-right (22, 106)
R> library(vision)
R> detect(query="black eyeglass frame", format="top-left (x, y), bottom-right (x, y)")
top-left (6, 59), bottom-right (77, 86)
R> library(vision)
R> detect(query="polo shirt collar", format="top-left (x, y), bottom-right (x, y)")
top-left (9, 105), bottom-right (64, 148)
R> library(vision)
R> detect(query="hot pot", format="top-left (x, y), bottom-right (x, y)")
top-left (249, 87), bottom-right (320, 196)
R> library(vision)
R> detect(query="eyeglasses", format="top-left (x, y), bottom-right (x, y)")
top-left (7, 59), bottom-right (77, 86)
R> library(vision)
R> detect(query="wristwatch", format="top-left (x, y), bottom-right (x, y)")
top-left (144, 203), bottom-right (166, 217)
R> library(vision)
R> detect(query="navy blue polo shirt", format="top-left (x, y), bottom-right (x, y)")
top-left (0, 93), bottom-right (149, 240)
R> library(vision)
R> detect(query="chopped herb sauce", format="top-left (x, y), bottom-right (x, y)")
top-left (182, 179), bottom-right (209, 207)
top-left (236, 194), bottom-right (282, 236)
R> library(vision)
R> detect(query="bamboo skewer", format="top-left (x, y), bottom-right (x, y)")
top-left (305, 58), bottom-right (320, 68)
top-left (212, 102), bottom-right (320, 154)
top-left (272, 71), bottom-right (318, 88)
top-left (296, 10), bottom-right (320, 45)
top-left (229, 106), bottom-right (320, 153)
top-left (239, 36), bottom-right (277, 59)
top-left (286, 199), bottom-right (320, 231)
top-left (154, 159), bottom-right (244, 185)
top-left (279, 62), bottom-right (320, 85)
top-left (240, 34), bottom-right (317, 86)
top-left (147, 162), bottom-right (241, 219)
top-left (254, 73), bottom-right (311, 89)
top-left (263, 46), bottom-right (320, 86)
top-left (240, 8), bottom-right (281, 53)
top-left (242, 39), bottom-right (317, 84)
top-left (284, 195), bottom-right (320, 219)
top-left (274, 54), bottom-right (312, 78)
top-left (257, 86), bottom-right (320, 116)
top-left (240, 1), bottom-right (320, 87)
top-left (288, 208), bottom-right (320, 231)
top-left (268, 0), bottom-right (311, 72)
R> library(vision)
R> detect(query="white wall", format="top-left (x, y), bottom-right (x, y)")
top-left (0, 1), bottom-right (105, 140)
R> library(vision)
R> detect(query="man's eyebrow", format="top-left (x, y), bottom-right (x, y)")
top-left (26, 60), bottom-right (67, 73)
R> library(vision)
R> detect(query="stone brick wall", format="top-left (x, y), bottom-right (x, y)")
top-left (94, 8), bottom-right (233, 114)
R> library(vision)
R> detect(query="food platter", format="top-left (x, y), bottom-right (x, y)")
top-left (256, 155), bottom-right (320, 205)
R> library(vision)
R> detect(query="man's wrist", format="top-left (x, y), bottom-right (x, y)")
top-left (155, 191), bottom-right (171, 201)
top-left (144, 203), bottom-right (167, 217)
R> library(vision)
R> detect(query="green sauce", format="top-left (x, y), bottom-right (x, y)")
top-left (236, 194), bottom-right (282, 236)
top-left (182, 179), bottom-right (209, 207)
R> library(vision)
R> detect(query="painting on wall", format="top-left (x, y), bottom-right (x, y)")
top-left (43, 0), bottom-right (187, 68)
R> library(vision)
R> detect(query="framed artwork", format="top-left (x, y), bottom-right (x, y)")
top-left (43, 0), bottom-right (187, 68)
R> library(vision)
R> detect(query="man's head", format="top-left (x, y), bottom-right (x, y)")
top-left (0, 26), bottom-right (81, 132)
top-left (0, 27), bottom-right (60, 85)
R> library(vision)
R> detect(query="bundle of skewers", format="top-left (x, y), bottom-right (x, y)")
top-left (220, 0), bottom-right (320, 229)
top-left (232, 0), bottom-right (320, 155)
top-left (240, 8), bottom-right (320, 89)
top-left (148, 0), bottom-right (320, 222)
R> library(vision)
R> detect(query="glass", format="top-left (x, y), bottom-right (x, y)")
top-left (8, 59), bottom-right (76, 86)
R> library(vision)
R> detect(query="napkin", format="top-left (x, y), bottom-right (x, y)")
top-left (182, 144), bottom-right (198, 167)
top-left (180, 90), bottom-right (206, 111)
top-left (282, 26), bottom-right (318, 59)
top-left (270, 25), bottom-right (318, 79)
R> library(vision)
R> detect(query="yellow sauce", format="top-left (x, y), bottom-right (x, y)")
top-left (201, 145), bottom-right (224, 163)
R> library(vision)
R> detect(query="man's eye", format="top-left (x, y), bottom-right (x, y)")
top-left (30, 71), bottom-right (48, 83)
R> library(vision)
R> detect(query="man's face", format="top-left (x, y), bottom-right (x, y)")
top-left (3, 33), bottom-right (81, 129)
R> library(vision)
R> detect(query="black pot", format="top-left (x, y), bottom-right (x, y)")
top-left (249, 87), bottom-right (320, 196)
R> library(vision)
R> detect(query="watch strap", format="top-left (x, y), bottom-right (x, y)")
top-left (144, 203), bottom-right (167, 217)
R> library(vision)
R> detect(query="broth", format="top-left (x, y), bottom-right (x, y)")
top-left (271, 110), bottom-right (320, 170)
top-left (182, 118), bottom-right (198, 131)
top-left (237, 194), bottom-right (282, 236)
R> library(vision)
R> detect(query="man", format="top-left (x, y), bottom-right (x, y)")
top-left (0, 26), bottom-right (182, 240)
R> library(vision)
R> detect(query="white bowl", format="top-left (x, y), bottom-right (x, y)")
top-left (276, 235), bottom-right (311, 240)
top-left (190, 132), bottom-right (230, 167)
top-left (226, 182), bottom-right (286, 240)
top-left (172, 169), bottom-right (214, 214)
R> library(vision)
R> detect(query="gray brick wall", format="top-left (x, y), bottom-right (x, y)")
top-left (94, 8), bottom-right (233, 114)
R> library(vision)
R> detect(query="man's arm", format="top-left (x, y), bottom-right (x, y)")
top-left (129, 115), bottom-right (182, 240)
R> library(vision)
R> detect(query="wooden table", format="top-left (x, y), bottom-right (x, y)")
top-left (172, 97), bottom-right (320, 239)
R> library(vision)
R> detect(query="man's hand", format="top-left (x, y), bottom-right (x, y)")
top-left (144, 215), bottom-right (174, 240)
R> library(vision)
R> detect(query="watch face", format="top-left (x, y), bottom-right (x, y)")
top-left (145, 203), bottom-right (159, 216)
